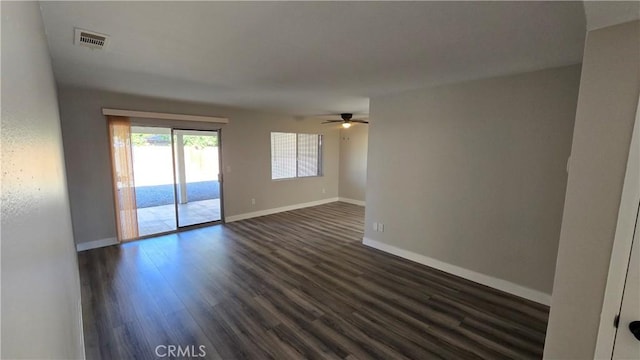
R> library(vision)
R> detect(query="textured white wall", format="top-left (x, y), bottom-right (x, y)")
top-left (1, 2), bottom-right (84, 358)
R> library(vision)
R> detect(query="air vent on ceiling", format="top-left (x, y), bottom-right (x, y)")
top-left (74, 28), bottom-right (109, 50)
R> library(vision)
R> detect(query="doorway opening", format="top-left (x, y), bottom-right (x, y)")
top-left (131, 126), bottom-right (222, 238)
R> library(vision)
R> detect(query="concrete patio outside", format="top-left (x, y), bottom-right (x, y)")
top-left (137, 198), bottom-right (221, 237)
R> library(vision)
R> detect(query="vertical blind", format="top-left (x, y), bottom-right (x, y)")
top-left (107, 116), bottom-right (139, 241)
top-left (271, 132), bottom-right (322, 179)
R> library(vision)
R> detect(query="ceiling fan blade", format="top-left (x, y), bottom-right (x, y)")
top-left (351, 120), bottom-right (369, 124)
top-left (322, 120), bottom-right (343, 124)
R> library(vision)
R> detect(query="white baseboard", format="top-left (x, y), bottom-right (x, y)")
top-left (338, 197), bottom-right (366, 206)
top-left (76, 237), bottom-right (118, 252)
top-left (225, 197), bottom-right (340, 223)
top-left (362, 237), bottom-right (551, 306)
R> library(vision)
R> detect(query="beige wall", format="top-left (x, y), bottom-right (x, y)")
top-left (1, 2), bottom-right (85, 358)
top-left (544, 20), bottom-right (640, 359)
top-left (57, 87), bottom-right (339, 245)
top-left (339, 125), bottom-right (368, 202)
top-left (366, 65), bottom-right (581, 296)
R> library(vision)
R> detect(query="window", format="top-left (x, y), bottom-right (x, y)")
top-left (271, 132), bottom-right (322, 180)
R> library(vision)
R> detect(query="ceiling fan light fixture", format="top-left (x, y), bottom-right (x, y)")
top-left (321, 113), bottom-right (368, 127)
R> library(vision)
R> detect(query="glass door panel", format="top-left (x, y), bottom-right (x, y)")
top-left (130, 126), bottom-right (178, 237)
top-left (173, 130), bottom-right (221, 227)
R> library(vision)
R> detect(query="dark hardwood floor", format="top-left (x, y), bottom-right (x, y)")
top-left (79, 202), bottom-right (549, 359)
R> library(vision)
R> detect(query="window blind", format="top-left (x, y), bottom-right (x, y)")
top-left (271, 132), bottom-right (322, 179)
top-left (271, 132), bottom-right (297, 179)
top-left (297, 133), bottom-right (320, 177)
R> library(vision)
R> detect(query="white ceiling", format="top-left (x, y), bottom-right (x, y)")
top-left (40, 1), bottom-right (588, 116)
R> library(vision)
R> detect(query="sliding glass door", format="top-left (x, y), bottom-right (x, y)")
top-left (131, 126), bottom-right (178, 237)
top-left (130, 126), bottom-right (222, 238)
top-left (172, 130), bottom-right (222, 227)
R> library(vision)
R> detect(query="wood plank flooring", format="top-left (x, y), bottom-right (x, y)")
top-left (79, 202), bottom-right (549, 359)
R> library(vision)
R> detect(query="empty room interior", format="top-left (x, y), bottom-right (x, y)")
top-left (2, 1), bottom-right (640, 359)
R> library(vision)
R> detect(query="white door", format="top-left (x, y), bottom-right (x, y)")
top-left (613, 202), bottom-right (640, 359)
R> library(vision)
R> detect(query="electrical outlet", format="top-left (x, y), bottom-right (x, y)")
top-left (378, 223), bottom-right (384, 232)
top-left (251, 198), bottom-right (256, 205)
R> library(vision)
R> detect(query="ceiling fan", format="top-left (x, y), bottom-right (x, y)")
top-left (322, 113), bottom-right (369, 129)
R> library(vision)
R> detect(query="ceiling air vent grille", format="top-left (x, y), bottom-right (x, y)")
top-left (74, 28), bottom-right (109, 50)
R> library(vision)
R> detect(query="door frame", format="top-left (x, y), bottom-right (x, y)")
top-left (130, 124), bottom-right (224, 241)
top-left (595, 95), bottom-right (640, 358)
top-left (171, 127), bottom-right (224, 230)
